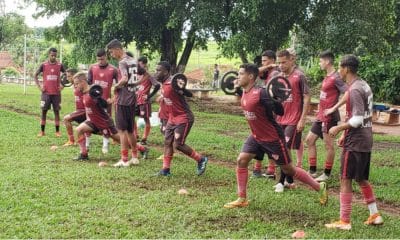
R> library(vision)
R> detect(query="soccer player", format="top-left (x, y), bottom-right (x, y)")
top-left (252, 50), bottom-right (280, 179)
top-left (223, 64), bottom-right (327, 208)
top-left (273, 49), bottom-right (310, 193)
top-left (305, 51), bottom-right (347, 181)
top-left (34, 47), bottom-right (66, 137)
top-left (154, 61), bottom-right (208, 176)
top-left (72, 72), bottom-right (120, 160)
top-left (325, 55), bottom-right (383, 230)
top-left (134, 56), bottom-right (161, 145)
top-left (87, 49), bottom-right (119, 154)
top-left (106, 39), bottom-right (148, 167)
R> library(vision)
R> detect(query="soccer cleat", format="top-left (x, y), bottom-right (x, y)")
top-left (364, 213), bottom-right (384, 225)
top-left (155, 168), bottom-right (171, 176)
top-left (102, 145), bottom-right (109, 154)
top-left (325, 220), bottom-right (351, 230)
top-left (140, 139), bottom-right (147, 145)
top-left (37, 131), bottom-right (45, 137)
top-left (140, 147), bottom-right (149, 159)
top-left (223, 198), bottom-right (249, 209)
top-left (319, 182), bottom-right (328, 205)
top-left (251, 170), bottom-right (263, 178)
top-left (263, 171), bottom-right (276, 179)
top-left (55, 131), bottom-right (61, 137)
top-left (308, 170), bottom-right (318, 178)
top-left (315, 173), bottom-right (330, 182)
top-left (63, 140), bottom-right (75, 147)
top-left (129, 157), bottom-right (140, 165)
top-left (113, 160), bottom-right (131, 167)
top-left (274, 183), bottom-right (284, 193)
top-left (197, 156), bottom-right (208, 176)
top-left (73, 153), bottom-right (89, 161)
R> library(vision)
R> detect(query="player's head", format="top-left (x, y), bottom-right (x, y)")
top-left (319, 50), bottom-right (335, 70)
top-left (138, 56), bottom-right (148, 69)
top-left (106, 39), bottom-right (124, 60)
top-left (73, 72), bottom-right (88, 92)
top-left (155, 61), bottom-right (171, 83)
top-left (48, 48), bottom-right (57, 63)
top-left (261, 50), bottom-right (276, 66)
top-left (276, 49), bottom-right (295, 75)
top-left (96, 49), bottom-right (108, 66)
top-left (66, 68), bottom-right (78, 83)
top-left (339, 54), bottom-right (359, 80)
top-left (238, 63), bottom-right (259, 88)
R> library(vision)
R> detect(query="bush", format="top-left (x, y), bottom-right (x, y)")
top-left (1, 67), bottom-right (20, 77)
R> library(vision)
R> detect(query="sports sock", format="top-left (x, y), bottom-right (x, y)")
top-left (121, 149), bottom-right (129, 162)
top-left (360, 183), bottom-right (378, 215)
top-left (237, 167), bottom-right (248, 198)
top-left (293, 167), bottom-right (320, 191)
top-left (77, 136), bottom-right (87, 155)
top-left (296, 142), bottom-right (304, 167)
top-left (102, 137), bottom-right (109, 148)
top-left (340, 192), bottom-right (352, 223)
top-left (254, 160), bottom-right (262, 171)
top-left (163, 155), bottom-right (173, 169)
top-left (189, 150), bottom-right (201, 161)
top-left (309, 157), bottom-right (317, 171)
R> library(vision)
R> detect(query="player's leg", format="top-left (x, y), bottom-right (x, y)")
top-left (140, 103), bottom-right (152, 145)
top-left (306, 129), bottom-right (320, 177)
top-left (114, 105), bottom-right (131, 167)
top-left (63, 113), bottom-right (75, 145)
top-left (74, 121), bottom-right (94, 160)
top-left (38, 93), bottom-right (50, 136)
top-left (316, 121), bottom-right (337, 181)
top-left (156, 123), bottom-right (174, 176)
top-left (52, 95), bottom-right (62, 137)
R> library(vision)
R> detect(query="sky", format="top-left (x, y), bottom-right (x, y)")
top-left (4, 0), bottom-right (66, 28)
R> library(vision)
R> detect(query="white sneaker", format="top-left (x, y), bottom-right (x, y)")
top-left (113, 160), bottom-right (131, 167)
top-left (274, 183), bottom-right (284, 193)
top-left (315, 173), bottom-right (330, 182)
top-left (129, 157), bottom-right (140, 165)
top-left (102, 145), bottom-right (109, 154)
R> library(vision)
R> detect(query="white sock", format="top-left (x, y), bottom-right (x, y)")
top-left (85, 136), bottom-right (90, 148)
top-left (102, 137), bottom-right (109, 148)
top-left (368, 202), bottom-right (378, 215)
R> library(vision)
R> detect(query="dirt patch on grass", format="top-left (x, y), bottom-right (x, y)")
top-left (373, 141), bottom-right (400, 151)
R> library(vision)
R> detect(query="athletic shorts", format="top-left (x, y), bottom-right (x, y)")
top-left (241, 135), bottom-right (291, 166)
top-left (68, 110), bottom-right (86, 124)
top-left (135, 103), bottom-right (151, 119)
top-left (41, 93), bottom-right (61, 111)
top-left (115, 104), bottom-right (135, 133)
top-left (165, 121), bottom-right (193, 146)
top-left (310, 120), bottom-right (338, 139)
top-left (160, 118), bottom-right (168, 135)
top-left (85, 119), bottom-right (118, 138)
top-left (281, 125), bottom-right (302, 150)
top-left (340, 150), bottom-right (371, 181)
top-left (106, 104), bottom-right (112, 117)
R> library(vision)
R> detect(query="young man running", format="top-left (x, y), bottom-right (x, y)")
top-left (154, 61), bottom-right (208, 176)
top-left (223, 63), bottom-right (327, 208)
top-left (305, 50), bottom-right (347, 181)
top-left (325, 55), bottom-right (383, 230)
top-left (34, 47), bottom-right (66, 137)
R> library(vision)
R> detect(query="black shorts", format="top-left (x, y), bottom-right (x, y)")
top-left (310, 120), bottom-right (338, 139)
top-left (135, 103), bottom-right (151, 119)
top-left (115, 104), bottom-right (135, 133)
top-left (241, 135), bottom-right (291, 166)
top-left (41, 93), bottom-right (61, 111)
top-left (340, 150), bottom-right (371, 181)
top-left (165, 121), bottom-right (193, 145)
top-left (85, 120), bottom-right (118, 138)
top-left (69, 110), bottom-right (86, 124)
top-left (160, 118), bottom-right (168, 135)
top-left (281, 125), bottom-right (302, 150)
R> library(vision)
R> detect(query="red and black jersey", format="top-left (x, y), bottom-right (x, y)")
top-left (317, 72), bottom-right (347, 122)
top-left (276, 67), bottom-right (310, 125)
top-left (38, 61), bottom-right (65, 95)
top-left (162, 78), bottom-right (194, 124)
top-left (88, 63), bottom-right (118, 100)
top-left (261, 67), bottom-right (280, 85)
top-left (136, 73), bottom-right (159, 105)
top-left (83, 93), bottom-right (112, 130)
top-left (74, 87), bottom-right (85, 110)
top-left (241, 86), bottom-right (282, 142)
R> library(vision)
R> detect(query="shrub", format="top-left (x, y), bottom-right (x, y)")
top-left (1, 67), bottom-right (20, 77)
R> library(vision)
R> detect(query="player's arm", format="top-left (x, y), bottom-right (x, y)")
top-left (114, 64), bottom-right (128, 89)
top-left (34, 64), bottom-right (44, 92)
top-left (324, 91), bottom-right (348, 116)
top-left (60, 64), bottom-right (66, 91)
top-left (87, 66), bottom-right (93, 85)
top-left (297, 75), bottom-right (311, 132)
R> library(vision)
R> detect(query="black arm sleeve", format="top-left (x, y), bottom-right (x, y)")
top-left (182, 89), bottom-right (193, 97)
top-left (148, 84), bottom-right (161, 100)
top-left (260, 88), bottom-right (284, 116)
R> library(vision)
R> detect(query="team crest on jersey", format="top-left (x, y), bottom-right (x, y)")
top-left (99, 73), bottom-right (104, 78)
top-left (51, 69), bottom-right (54, 72)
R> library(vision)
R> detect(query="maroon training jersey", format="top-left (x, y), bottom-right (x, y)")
top-left (38, 61), bottom-right (65, 95)
top-left (88, 63), bottom-right (118, 100)
top-left (264, 68), bottom-right (280, 85)
top-left (115, 54), bottom-right (137, 106)
top-left (241, 86), bottom-right (280, 142)
top-left (83, 93), bottom-right (113, 130)
top-left (316, 72), bottom-right (347, 122)
top-left (162, 78), bottom-right (194, 124)
top-left (74, 87), bottom-right (85, 110)
top-left (344, 79), bottom-right (373, 152)
top-left (276, 67), bottom-right (310, 125)
top-left (136, 73), bottom-right (159, 105)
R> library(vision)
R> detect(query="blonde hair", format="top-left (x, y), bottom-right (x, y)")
top-left (73, 72), bottom-right (87, 82)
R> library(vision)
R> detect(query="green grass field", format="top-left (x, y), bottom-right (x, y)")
top-left (0, 84), bottom-right (399, 238)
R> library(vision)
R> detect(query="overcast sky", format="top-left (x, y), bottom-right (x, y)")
top-left (4, 0), bottom-right (65, 28)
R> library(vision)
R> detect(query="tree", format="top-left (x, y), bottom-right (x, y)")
top-left (0, 13), bottom-right (30, 49)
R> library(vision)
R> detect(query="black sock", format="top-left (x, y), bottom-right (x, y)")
top-left (324, 168), bottom-right (332, 175)
top-left (56, 126), bottom-right (60, 132)
top-left (286, 175), bottom-right (294, 184)
top-left (279, 169), bottom-right (286, 184)
top-left (41, 125), bottom-right (45, 132)
top-left (309, 166), bottom-right (317, 172)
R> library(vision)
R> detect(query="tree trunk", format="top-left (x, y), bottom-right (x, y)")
top-left (160, 28), bottom-right (178, 74)
top-left (176, 29), bottom-right (196, 73)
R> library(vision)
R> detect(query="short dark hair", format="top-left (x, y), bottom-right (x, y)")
top-left (126, 51), bottom-right (134, 57)
top-left (66, 68), bottom-right (78, 75)
top-left (157, 61), bottom-right (171, 73)
top-left (106, 39), bottom-right (123, 50)
top-left (319, 50), bottom-right (334, 64)
top-left (340, 54), bottom-right (359, 74)
top-left (276, 49), bottom-right (291, 58)
top-left (138, 56), bottom-right (148, 64)
top-left (49, 48), bottom-right (57, 53)
top-left (96, 49), bottom-right (107, 57)
top-left (137, 66), bottom-right (147, 76)
top-left (262, 50), bottom-right (276, 61)
top-left (239, 63), bottom-right (259, 80)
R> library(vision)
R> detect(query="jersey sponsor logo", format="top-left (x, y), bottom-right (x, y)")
top-left (85, 107), bottom-right (93, 115)
top-left (75, 96), bottom-right (81, 103)
top-left (320, 91), bottom-right (327, 100)
top-left (51, 68), bottom-right (55, 73)
top-left (46, 75), bottom-right (58, 81)
top-left (243, 110), bottom-right (256, 120)
top-left (164, 97), bottom-right (173, 106)
top-left (94, 80), bottom-right (109, 88)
